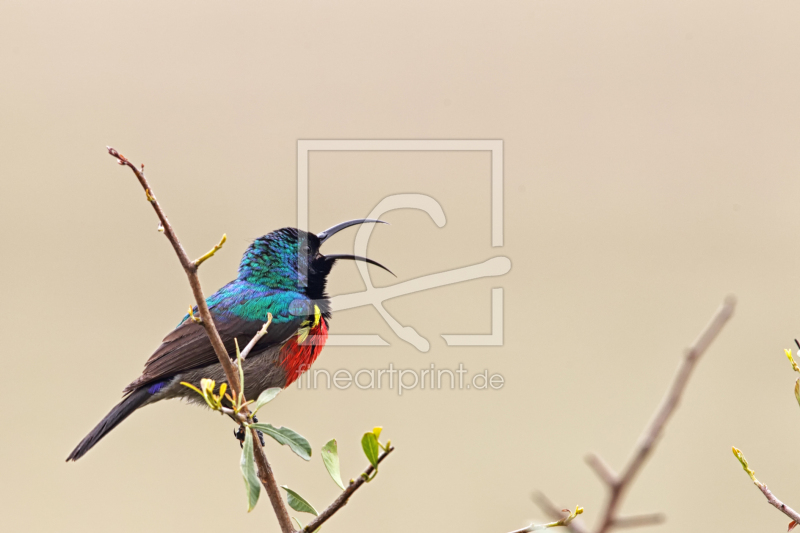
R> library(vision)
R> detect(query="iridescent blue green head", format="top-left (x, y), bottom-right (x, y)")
top-left (237, 220), bottom-right (393, 301)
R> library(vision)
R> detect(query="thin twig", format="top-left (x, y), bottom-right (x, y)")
top-left (194, 233), bottom-right (227, 267)
top-left (240, 315), bottom-right (273, 361)
top-left (303, 447), bottom-right (395, 532)
top-left (755, 483), bottom-right (800, 526)
top-left (532, 492), bottom-right (589, 533)
top-left (610, 514), bottom-right (665, 529)
top-left (505, 506), bottom-right (584, 533)
top-left (588, 295), bottom-right (736, 533)
top-left (585, 453), bottom-right (618, 487)
top-left (732, 447), bottom-right (800, 527)
top-left (220, 406), bottom-right (248, 423)
top-left (108, 147), bottom-right (295, 533)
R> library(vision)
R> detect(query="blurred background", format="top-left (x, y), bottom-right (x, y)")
top-left (2, 1), bottom-right (800, 531)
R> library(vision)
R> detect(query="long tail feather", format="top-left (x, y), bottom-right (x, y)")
top-left (66, 387), bottom-right (151, 461)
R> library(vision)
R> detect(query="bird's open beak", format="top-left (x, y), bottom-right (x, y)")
top-left (324, 254), bottom-right (395, 276)
top-left (317, 219), bottom-right (394, 276)
top-left (317, 218), bottom-right (387, 243)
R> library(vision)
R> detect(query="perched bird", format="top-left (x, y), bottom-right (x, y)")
top-left (67, 219), bottom-right (391, 461)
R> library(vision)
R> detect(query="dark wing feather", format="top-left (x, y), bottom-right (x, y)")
top-left (124, 312), bottom-right (304, 393)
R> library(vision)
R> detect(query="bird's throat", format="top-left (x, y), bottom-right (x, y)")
top-left (279, 318), bottom-right (329, 386)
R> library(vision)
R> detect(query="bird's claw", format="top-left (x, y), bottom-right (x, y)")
top-left (233, 423), bottom-right (265, 447)
top-left (251, 415), bottom-right (265, 446)
top-left (234, 426), bottom-right (245, 448)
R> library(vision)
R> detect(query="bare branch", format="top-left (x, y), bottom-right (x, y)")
top-left (756, 483), bottom-right (800, 526)
top-left (590, 295), bottom-right (736, 533)
top-left (239, 314), bottom-right (273, 361)
top-left (108, 148), bottom-right (295, 533)
top-left (303, 447), bottom-right (395, 532)
top-left (611, 514), bottom-right (665, 529)
top-left (732, 447), bottom-right (800, 526)
top-left (219, 406), bottom-right (248, 423)
top-left (585, 453), bottom-right (619, 488)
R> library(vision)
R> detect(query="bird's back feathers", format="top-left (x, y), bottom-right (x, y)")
top-left (124, 282), bottom-right (312, 394)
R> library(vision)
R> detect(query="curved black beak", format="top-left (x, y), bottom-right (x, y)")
top-left (324, 254), bottom-right (395, 277)
top-left (317, 218), bottom-right (388, 244)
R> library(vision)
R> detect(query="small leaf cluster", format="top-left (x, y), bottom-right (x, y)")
top-left (238, 388), bottom-right (312, 512)
top-left (179, 336), bottom-right (393, 519)
top-left (283, 427), bottom-right (391, 531)
top-left (359, 427), bottom-right (389, 482)
top-left (180, 342), bottom-right (311, 512)
top-left (180, 338), bottom-right (271, 416)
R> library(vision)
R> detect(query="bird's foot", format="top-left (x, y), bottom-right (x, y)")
top-left (234, 426), bottom-right (246, 448)
top-left (233, 417), bottom-right (265, 448)
top-left (252, 415), bottom-right (265, 446)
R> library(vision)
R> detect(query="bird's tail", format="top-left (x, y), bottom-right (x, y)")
top-left (66, 387), bottom-right (151, 461)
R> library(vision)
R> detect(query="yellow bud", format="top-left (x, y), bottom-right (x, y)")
top-left (732, 446), bottom-right (757, 482)
top-left (179, 381), bottom-right (203, 396)
top-left (787, 349), bottom-right (800, 373)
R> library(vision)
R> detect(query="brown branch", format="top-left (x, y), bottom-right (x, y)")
top-left (610, 514), bottom-right (665, 529)
top-left (755, 482), bottom-right (800, 526)
top-left (588, 295), bottom-right (736, 533)
top-left (108, 147), bottom-right (295, 533)
top-left (732, 447), bottom-right (800, 527)
top-left (303, 446), bottom-right (395, 532)
top-left (585, 453), bottom-right (618, 487)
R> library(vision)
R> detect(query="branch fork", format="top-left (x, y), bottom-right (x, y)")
top-left (534, 296), bottom-right (736, 533)
top-left (304, 446), bottom-right (395, 532)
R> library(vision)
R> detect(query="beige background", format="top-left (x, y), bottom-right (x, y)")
top-left (2, 1), bottom-right (800, 531)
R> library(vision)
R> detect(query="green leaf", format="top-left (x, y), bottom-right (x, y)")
top-left (292, 517), bottom-right (304, 531)
top-left (240, 430), bottom-right (261, 512)
top-left (253, 388), bottom-right (282, 414)
top-left (281, 485), bottom-right (318, 516)
top-left (361, 431), bottom-right (380, 469)
top-left (250, 423), bottom-right (312, 461)
top-left (321, 439), bottom-right (345, 490)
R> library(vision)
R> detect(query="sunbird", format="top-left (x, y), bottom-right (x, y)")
top-left (67, 219), bottom-right (391, 461)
